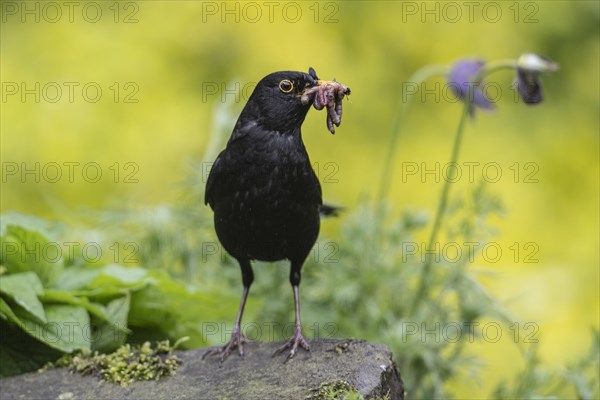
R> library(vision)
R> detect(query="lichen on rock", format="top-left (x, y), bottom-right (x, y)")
top-left (40, 337), bottom-right (188, 387)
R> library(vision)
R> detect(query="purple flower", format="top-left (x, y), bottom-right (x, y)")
top-left (515, 53), bottom-right (559, 105)
top-left (447, 59), bottom-right (494, 116)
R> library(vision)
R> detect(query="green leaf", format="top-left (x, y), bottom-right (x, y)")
top-left (91, 295), bottom-right (130, 352)
top-left (0, 272), bottom-right (46, 323)
top-left (0, 212), bottom-right (64, 241)
top-left (0, 341), bottom-right (42, 377)
top-left (0, 297), bottom-right (21, 325)
top-left (105, 295), bottom-right (130, 330)
top-left (0, 320), bottom-right (63, 377)
top-left (128, 271), bottom-right (236, 347)
top-left (93, 264), bottom-right (148, 285)
top-left (56, 264), bottom-right (146, 304)
top-left (70, 264), bottom-right (148, 304)
top-left (54, 266), bottom-right (101, 291)
top-left (39, 289), bottom-right (110, 322)
top-left (129, 284), bottom-right (175, 329)
top-left (17, 304), bottom-right (91, 353)
top-left (84, 264), bottom-right (148, 291)
top-left (0, 225), bottom-right (64, 288)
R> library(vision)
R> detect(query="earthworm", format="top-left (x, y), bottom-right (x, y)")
top-left (301, 79), bottom-right (350, 134)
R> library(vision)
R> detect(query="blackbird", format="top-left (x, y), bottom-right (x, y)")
top-left (204, 68), bottom-right (344, 361)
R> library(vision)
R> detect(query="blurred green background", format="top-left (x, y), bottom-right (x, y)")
top-left (1, 0), bottom-right (598, 397)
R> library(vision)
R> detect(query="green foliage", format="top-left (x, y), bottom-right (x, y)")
top-left (493, 329), bottom-right (600, 400)
top-left (562, 328), bottom-right (600, 400)
top-left (1, 199), bottom-right (597, 397)
top-left (295, 184), bottom-right (509, 399)
top-left (0, 218), bottom-right (233, 377)
top-left (1, 225), bottom-right (64, 287)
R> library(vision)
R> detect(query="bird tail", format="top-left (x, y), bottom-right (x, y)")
top-left (319, 204), bottom-right (343, 218)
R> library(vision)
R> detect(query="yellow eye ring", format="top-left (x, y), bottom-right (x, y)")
top-left (279, 80), bottom-right (294, 93)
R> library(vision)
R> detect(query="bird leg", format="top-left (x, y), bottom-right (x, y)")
top-left (203, 285), bottom-right (251, 362)
top-left (273, 285), bottom-right (310, 360)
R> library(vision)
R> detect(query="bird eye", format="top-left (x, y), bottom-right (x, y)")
top-left (278, 80), bottom-right (294, 93)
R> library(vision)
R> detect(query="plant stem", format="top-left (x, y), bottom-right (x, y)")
top-left (408, 61), bottom-right (517, 315)
top-left (377, 60), bottom-right (513, 203)
top-left (377, 64), bottom-right (448, 203)
top-left (482, 59), bottom-right (517, 75)
top-left (409, 98), bottom-right (471, 314)
top-left (428, 101), bottom-right (470, 254)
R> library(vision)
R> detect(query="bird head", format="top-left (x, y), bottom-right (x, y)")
top-left (239, 68), bottom-right (320, 134)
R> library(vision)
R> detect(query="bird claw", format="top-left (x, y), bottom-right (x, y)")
top-left (202, 330), bottom-right (250, 362)
top-left (273, 330), bottom-right (310, 361)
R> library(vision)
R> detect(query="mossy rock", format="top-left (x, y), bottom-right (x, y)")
top-left (0, 339), bottom-right (403, 400)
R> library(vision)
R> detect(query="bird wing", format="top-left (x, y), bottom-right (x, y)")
top-left (204, 151), bottom-right (224, 208)
top-left (205, 124), bottom-right (322, 210)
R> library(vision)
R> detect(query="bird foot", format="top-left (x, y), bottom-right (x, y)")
top-left (273, 328), bottom-right (310, 361)
top-left (202, 330), bottom-right (250, 362)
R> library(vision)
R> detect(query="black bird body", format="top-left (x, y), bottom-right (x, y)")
top-left (204, 69), bottom-right (324, 360)
top-left (206, 122), bottom-right (321, 263)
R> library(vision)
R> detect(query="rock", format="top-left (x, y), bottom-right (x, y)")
top-left (0, 339), bottom-right (403, 400)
